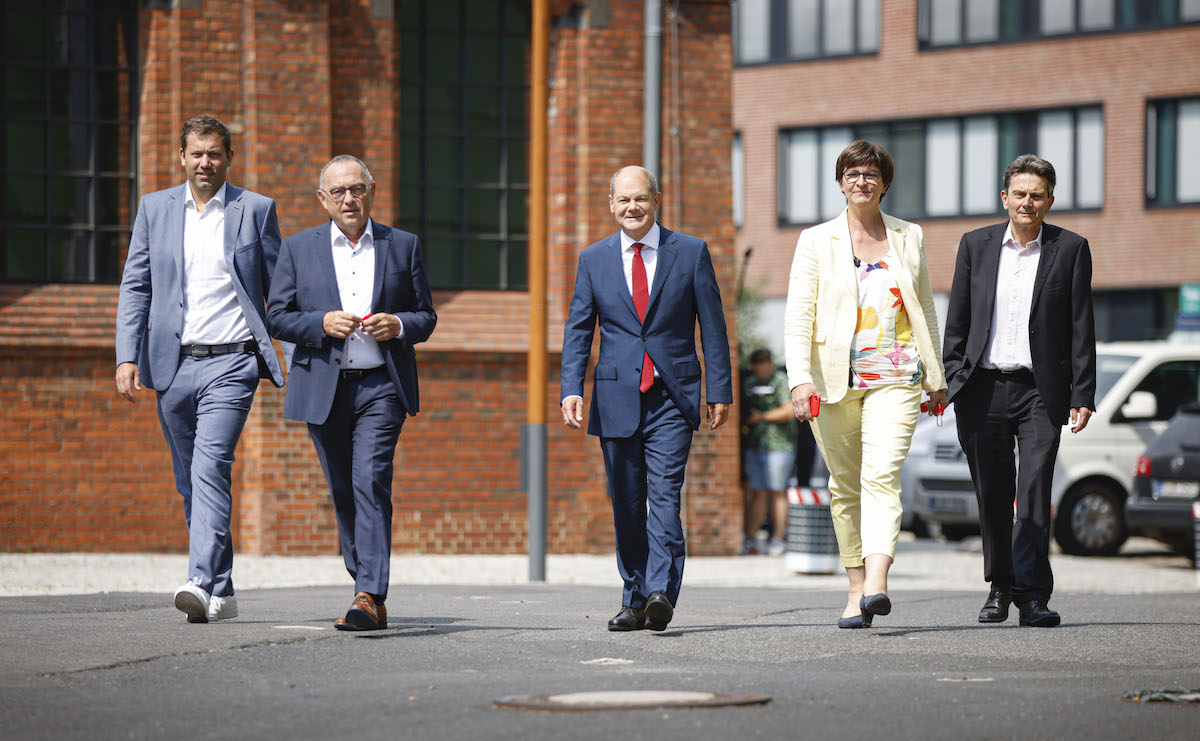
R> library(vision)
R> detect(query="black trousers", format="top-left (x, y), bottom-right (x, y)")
top-left (955, 368), bottom-right (1061, 604)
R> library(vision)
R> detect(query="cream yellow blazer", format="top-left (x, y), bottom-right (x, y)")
top-left (783, 209), bottom-right (946, 404)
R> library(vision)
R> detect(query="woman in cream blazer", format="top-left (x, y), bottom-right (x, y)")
top-left (784, 140), bottom-right (948, 629)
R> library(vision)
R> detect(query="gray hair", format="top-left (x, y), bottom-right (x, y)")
top-left (609, 166), bottom-right (660, 197)
top-left (319, 154), bottom-right (374, 190)
top-left (1003, 154), bottom-right (1056, 195)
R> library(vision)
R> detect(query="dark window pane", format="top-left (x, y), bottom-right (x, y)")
top-left (466, 1), bottom-right (501, 32)
top-left (426, 0), bottom-right (461, 31)
top-left (424, 238), bottom-right (461, 287)
top-left (4, 12), bottom-right (45, 63)
top-left (4, 229), bottom-right (45, 280)
top-left (5, 175), bottom-right (46, 221)
top-left (888, 123), bottom-right (924, 218)
top-left (425, 33), bottom-right (461, 82)
top-left (466, 188), bottom-right (501, 234)
top-left (464, 239), bottom-right (502, 288)
top-left (426, 136), bottom-right (462, 183)
top-left (6, 123), bottom-right (45, 171)
top-left (97, 178), bottom-right (130, 226)
top-left (506, 188), bottom-right (528, 234)
top-left (504, 38), bottom-right (528, 84)
top-left (466, 137), bottom-right (501, 184)
top-left (465, 36), bottom-right (500, 82)
top-left (426, 85), bottom-right (460, 133)
top-left (507, 140), bottom-right (527, 186)
top-left (427, 187), bottom-right (459, 233)
top-left (6, 67), bottom-right (45, 116)
top-left (395, 185), bottom-right (421, 225)
top-left (506, 239), bottom-right (527, 290)
top-left (50, 230), bottom-right (92, 281)
top-left (95, 71), bottom-right (127, 120)
top-left (505, 2), bottom-right (530, 32)
top-left (94, 230), bottom-right (124, 283)
top-left (49, 176), bottom-right (91, 223)
top-left (97, 125), bottom-right (132, 173)
top-left (464, 86), bottom-right (501, 134)
top-left (399, 83), bottom-right (422, 132)
top-left (47, 123), bottom-right (91, 172)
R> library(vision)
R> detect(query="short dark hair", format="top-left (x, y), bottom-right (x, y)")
top-left (179, 115), bottom-right (232, 154)
top-left (1003, 154), bottom-right (1056, 195)
top-left (749, 348), bottom-right (773, 366)
top-left (835, 140), bottom-right (895, 191)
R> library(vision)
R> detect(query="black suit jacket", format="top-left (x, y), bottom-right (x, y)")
top-left (942, 222), bottom-right (1097, 426)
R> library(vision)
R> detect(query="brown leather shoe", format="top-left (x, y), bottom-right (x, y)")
top-left (334, 592), bottom-right (387, 631)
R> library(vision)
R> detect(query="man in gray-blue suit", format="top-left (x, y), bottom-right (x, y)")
top-left (267, 155), bottom-right (436, 631)
top-left (115, 115), bottom-right (283, 624)
top-left (561, 166), bottom-right (733, 632)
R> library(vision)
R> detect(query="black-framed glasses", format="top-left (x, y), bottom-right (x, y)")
top-left (321, 184), bottom-right (369, 201)
top-left (843, 170), bottom-right (882, 184)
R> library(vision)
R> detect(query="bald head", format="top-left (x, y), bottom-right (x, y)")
top-left (609, 166), bottom-right (660, 198)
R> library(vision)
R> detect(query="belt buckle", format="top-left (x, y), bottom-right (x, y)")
top-left (193, 345), bottom-right (211, 357)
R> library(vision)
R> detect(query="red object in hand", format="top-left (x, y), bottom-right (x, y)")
top-left (362, 313), bottom-right (374, 321)
top-left (809, 394), bottom-right (820, 418)
top-left (920, 401), bottom-right (946, 415)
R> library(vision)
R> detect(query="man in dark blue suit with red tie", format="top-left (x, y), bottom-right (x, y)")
top-left (561, 166), bottom-right (733, 632)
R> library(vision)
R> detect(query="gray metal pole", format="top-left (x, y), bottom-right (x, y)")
top-left (643, 0), bottom-right (662, 178)
top-left (522, 424), bottom-right (547, 581)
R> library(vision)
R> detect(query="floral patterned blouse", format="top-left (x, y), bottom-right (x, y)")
top-left (849, 251), bottom-right (923, 389)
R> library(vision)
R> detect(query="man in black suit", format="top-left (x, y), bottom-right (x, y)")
top-left (943, 154), bottom-right (1096, 628)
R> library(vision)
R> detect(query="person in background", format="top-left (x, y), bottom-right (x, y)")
top-left (742, 348), bottom-right (796, 556)
top-left (783, 140), bottom-right (948, 629)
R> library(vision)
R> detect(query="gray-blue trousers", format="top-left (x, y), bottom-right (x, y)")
top-left (156, 352), bottom-right (259, 598)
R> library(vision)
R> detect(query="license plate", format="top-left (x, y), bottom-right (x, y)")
top-left (1153, 480), bottom-right (1200, 499)
top-left (927, 496), bottom-right (969, 514)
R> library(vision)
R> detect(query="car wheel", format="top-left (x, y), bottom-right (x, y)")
top-left (1054, 482), bottom-right (1128, 556)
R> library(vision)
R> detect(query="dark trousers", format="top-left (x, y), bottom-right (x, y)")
top-left (599, 382), bottom-right (694, 609)
top-left (308, 371), bottom-right (405, 600)
top-left (955, 369), bottom-right (1061, 604)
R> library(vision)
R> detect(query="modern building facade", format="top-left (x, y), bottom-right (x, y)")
top-left (0, 1), bottom-right (742, 555)
top-left (733, 0), bottom-right (1200, 358)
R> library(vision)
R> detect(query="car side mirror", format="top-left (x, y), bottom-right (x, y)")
top-left (1121, 390), bottom-right (1157, 420)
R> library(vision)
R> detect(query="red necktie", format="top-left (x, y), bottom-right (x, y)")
top-left (631, 242), bottom-right (654, 393)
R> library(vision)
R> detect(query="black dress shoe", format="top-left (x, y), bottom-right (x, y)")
top-left (644, 591), bottom-right (674, 631)
top-left (607, 606), bottom-right (646, 631)
top-left (861, 593), bottom-right (891, 617)
top-left (1017, 599), bottom-right (1061, 628)
top-left (978, 588), bottom-right (1012, 623)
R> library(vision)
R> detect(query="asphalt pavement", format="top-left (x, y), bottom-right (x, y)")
top-left (2, 537), bottom-right (1198, 740)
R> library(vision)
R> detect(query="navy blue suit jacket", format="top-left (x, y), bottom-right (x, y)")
top-left (115, 183), bottom-right (284, 390)
top-left (560, 226), bottom-right (733, 438)
top-left (267, 221), bottom-right (436, 425)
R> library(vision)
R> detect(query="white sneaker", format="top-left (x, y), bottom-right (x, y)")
top-left (173, 578), bottom-right (210, 623)
top-left (207, 593), bottom-right (239, 621)
top-left (767, 538), bottom-right (787, 557)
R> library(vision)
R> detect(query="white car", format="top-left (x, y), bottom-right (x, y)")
top-left (902, 341), bottom-right (1200, 555)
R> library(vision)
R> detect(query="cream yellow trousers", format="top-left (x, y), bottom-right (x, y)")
top-left (810, 383), bottom-right (922, 567)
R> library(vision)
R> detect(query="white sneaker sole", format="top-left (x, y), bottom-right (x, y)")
top-left (175, 591), bottom-right (209, 623)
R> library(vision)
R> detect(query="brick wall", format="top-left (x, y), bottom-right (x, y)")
top-left (0, 0), bottom-right (742, 556)
top-left (735, 0), bottom-right (1200, 299)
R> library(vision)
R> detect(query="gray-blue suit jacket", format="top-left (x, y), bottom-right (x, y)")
top-left (115, 183), bottom-right (285, 391)
top-left (266, 221), bottom-right (437, 426)
top-left (560, 226), bottom-right (733, 438)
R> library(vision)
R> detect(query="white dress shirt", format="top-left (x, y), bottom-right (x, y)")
top-left (330, 219), bottom-right (386, 369)
top-left (983, 224), bottom-right (1042, 371)
top-left (180, 183), bottom-right (254, 345)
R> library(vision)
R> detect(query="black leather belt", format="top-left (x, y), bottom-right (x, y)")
top-left (340, 367), bottom-right (383, 381)
top-left (983, 366), bottom-right (1034, 379)
top-left (180, 341), bottom-right (256, 357)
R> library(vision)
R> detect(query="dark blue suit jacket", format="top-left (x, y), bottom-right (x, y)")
top-left (267, 221), bottom-right (436, 425)
top-left (560, 226), bottom-right (733, 438)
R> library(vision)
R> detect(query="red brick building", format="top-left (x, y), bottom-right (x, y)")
top-left (733, 0), bottom-right (1200, 356)
top-left (0, 1), bottom-right (742, 555)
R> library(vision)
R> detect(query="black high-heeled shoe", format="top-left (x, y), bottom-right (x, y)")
top-left (861, 593), bottom-right (891, 619)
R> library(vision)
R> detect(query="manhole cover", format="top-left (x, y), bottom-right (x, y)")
top-left (494, 690), bottom-right (771, 712)
top-left (1122, 688), bottom-right (1200, 704)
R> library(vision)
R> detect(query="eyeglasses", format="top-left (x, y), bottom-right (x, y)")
top-left (843, 170), bottom-right (882, 184)
top-left (321, 184), bottom-right (369, 201)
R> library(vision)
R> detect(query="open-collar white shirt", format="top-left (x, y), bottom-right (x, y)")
top-left (983, 223), bottom-right (1042, 371)
top-left (180, 182), bottom-right (254, 345)
top-left (330, 218), bottom-right (386, 369)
